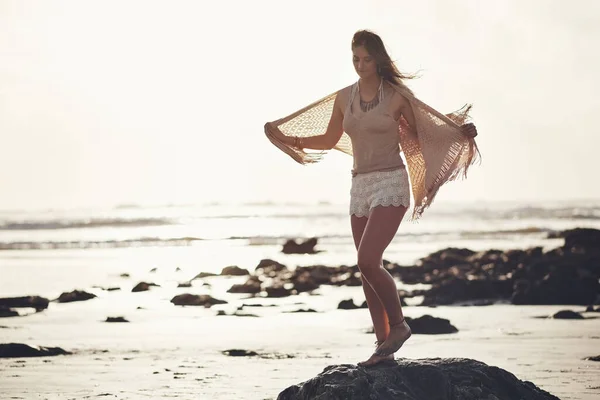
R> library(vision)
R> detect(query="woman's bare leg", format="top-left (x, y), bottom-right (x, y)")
top-left (355, 205), bottom-right (411, 365)
top-left (350, 215), bottom-right (391, 345)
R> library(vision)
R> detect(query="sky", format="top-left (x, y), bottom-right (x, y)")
top-left (1, 0), bottom-right (599, 211)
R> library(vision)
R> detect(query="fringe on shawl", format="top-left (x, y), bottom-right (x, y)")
top-left (445, 103), bottom-right (482, 181)
top-left (408, 102), bottom-right (481, 221)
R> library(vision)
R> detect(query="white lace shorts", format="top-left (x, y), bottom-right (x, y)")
top-left (349, 168), bottom-right (411, 218)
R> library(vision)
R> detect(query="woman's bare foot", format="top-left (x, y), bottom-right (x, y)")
top-left (357, 340), bottom-right (395, 367)
top-left (357, 352), bottom-right (394, 367)
top-left (374, 320), bottom-right (411, 357)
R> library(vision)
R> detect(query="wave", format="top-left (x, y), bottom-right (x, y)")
top-left (200, 210), bottom-right (600, 221)
top-left (0, 236), bottom-right (203, 250)
top-left (455, 227), bottom-right (554, 239)
top-left (240, 227), bottom-right (554, 242)
top-left (489, 207), bottom-right (600, 221)
top-left (0, 218), bottom-right (173, 231)
top-left (0, 226), bottom-right (568, 251)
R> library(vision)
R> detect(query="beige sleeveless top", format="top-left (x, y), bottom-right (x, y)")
top-left (342, 80), bottom-right (405, 176)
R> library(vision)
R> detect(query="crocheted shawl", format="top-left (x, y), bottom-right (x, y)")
top-left (264, 81), bottom-right (480, 220)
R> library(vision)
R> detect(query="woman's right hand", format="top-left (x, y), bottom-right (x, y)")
top-left (265, 122), bottom-right (292, 145)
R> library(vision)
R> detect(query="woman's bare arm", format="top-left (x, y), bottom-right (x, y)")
top-left (300, 92), bottom-right (345, 150)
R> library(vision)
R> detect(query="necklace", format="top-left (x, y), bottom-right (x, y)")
top-left (360, 96), bottom-right (380, 112)
top-left (358, 79), bottom-right (384, 113)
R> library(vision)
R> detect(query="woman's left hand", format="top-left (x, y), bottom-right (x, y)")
top-left (461, 122), bottom-right (478, 137)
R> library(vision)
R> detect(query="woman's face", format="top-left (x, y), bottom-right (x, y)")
top-left (352, 45), bottom-right (378, 79)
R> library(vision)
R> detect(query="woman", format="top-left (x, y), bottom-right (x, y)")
top-left (265, 30), bottom-right (479, 367)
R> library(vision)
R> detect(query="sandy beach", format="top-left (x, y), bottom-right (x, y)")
top-left (1, 272), bottom-right (599, 400)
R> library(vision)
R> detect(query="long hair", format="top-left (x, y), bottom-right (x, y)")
top-left (352, 30), bottom-right (418, 92)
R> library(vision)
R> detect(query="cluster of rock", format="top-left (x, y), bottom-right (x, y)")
top-left (223, 260), bottom-right (362, 298)
top-left (181, 228), bottom-right (599, 307)
top-left (394, 228), bottom-right (599, 306)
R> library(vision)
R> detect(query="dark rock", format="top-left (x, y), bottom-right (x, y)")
top-left (149, 267), bottom-right (157, 273)
top-left (284, 309), bottom-right (318, 313)
top-left (584, 355), bottom-right (600, 361)
top-left (265, 284), bottom-right (293, 298)
top-left (221, 266), bottom-right (250, 276)
top-left (170, 294), bottom-right (227, 307)
top-left (421, 278), bottom-right (513, 306)
top-left (511, 279), bottom-right (532, 305)
top-left (525, 246), bottom-right (544, 259)
top-left (306, 265), bottom-right (334, 284)
top-left (395, 266), bottom-right (427, 285)
top-left (282, 237), bottom-right (319, 254)
top-left (227, 277), bottom-right (261, 294)
top-left (242, 303), bottom-right (277, 308)
top-left (468, 249), bottom-right (508, 265)
top-left (105, 316), bottom-right (129, 323)
top-left (0, 343), bottom-right (71, 358)
top-left (512, 271), bottom-right (599, 305)
top-left (292, 272), bottom-right (320, 293)
top-left (57, 290), bottom-right (97, 303)
top-left (338, 299), bottom-right (363, 310)
top-left (290, 265), bottom-right (362, 287)
top-left (0, 296), bottom-right (49, 311)
top-left (405, 315), bottom-right (458, 334)
top-left (559, 228), bottom-right (600, 251)
top-left (120, 273), bottom-right (130, 278)
top-left (131, 282), bottom-right (159, 292)
top-left (277, 358), bottom-right (559, 400)
top-left (255, 259), bottom-right (288, 276)
top-left (192, 272), bottom-right (218, 279)
top-left (552, 310), bottom-right (584, 319)
top-left (177, 281), bottom-right (192, 288)
top-left (216, 310), bottom-right (227, 316)
top-left (331, 271), bottom-right (363, 286)
top-left (419, 247), bottom-right (477, 271)
top-left (398, 290), bottom-right (417, 299)
top-left (222, 349), bottom-right (258, 357)
top-left (0, 307), bottom-right (18, 317)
